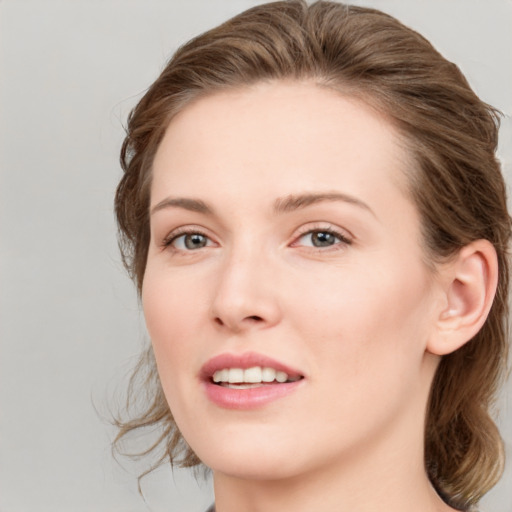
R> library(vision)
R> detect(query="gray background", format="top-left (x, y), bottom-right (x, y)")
top-left (0, 1), bottom-right (511, 511)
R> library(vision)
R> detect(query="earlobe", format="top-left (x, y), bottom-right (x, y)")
top-left (427, 240), bottom-right (498, 356)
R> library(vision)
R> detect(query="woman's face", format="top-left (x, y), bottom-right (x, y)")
top-left (144, 81), bottom-right (444, 480)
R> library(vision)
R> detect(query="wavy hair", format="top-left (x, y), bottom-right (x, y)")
top-left (114, 1), bottom-right (510, 509)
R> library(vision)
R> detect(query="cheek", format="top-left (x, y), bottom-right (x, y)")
top-left (293, 266), bottom-right (434, 437)
top-left (141, 266), bottom-right (210, 433)
top-left (290, 259), bottom-right (429, 328)
top-left (142, 265), bottom-right (204, 376)
top-left (286, 256), bottom-right (434, 383)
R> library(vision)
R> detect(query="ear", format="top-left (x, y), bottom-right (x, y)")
top-left (427, 239), bottom-right (498, 356)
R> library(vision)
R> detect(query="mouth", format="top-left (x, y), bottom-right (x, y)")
top-left (211, 366), bottom-right (303, 389)
top-left (201, 352), bottom-right (305, 409)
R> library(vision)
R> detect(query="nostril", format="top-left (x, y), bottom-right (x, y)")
top-left (212, 314), bottom-right (265, 329)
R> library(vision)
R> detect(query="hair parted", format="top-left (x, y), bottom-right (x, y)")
top-left (114, 1), bottom-right (510, 508)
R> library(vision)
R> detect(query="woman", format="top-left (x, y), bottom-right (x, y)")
top-left (114, 1), bottom-right (510, 511)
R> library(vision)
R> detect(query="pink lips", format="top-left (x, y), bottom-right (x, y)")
top-left (200, 352), bottom-right (304, 410)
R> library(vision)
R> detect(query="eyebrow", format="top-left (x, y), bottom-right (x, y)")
top-left (150, 192), bottom-right (375, 217)
top-left (151, 197), bottom-right (213, 216)
top-left (273, 192), bottom-right (375, 217)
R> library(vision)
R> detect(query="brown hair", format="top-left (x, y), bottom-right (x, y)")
top-left (114, 1), bottom-right (510, 509)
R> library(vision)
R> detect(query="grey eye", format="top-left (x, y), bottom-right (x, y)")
top-left (185, 233), bottom-right (208, 249)
top-left (173, 233), bottom-right (210, 250)
top-left (310, 231), bottom-right (338, 247)
top-left (298, 230), bottom-right (342, 248)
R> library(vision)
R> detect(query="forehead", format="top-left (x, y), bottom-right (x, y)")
top-left (151, 81), bottom-right (411, 216)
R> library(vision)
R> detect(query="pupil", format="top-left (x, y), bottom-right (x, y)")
top-left (185, 234), bottom-right (207, 249)
top-left (312, 231), bottom-right (335, 247)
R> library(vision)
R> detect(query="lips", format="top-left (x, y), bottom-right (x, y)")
top-left (201, 352), bottom-right (303, 379)
top-left (200, 352), bottom-right (305, 409)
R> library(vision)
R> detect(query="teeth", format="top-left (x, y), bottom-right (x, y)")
top-left (228, 368), bottom-right (244, 383)
top-left (276, 371), bottom-right (288, 383)
top-left (213, 369), bottom-right (228, 383)
top-left (244, 366), bottom-right (262, 383)
top-left (262, 367), bottom-right (276, 382)
top-left (212, 366), bottom-right (299, 384)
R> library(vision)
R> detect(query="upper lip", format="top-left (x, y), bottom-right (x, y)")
top-left (200, 351), bottom-right (304, 381)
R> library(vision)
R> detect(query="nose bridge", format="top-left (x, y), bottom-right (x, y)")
top-left (211, 237), bottom-right (280, 331)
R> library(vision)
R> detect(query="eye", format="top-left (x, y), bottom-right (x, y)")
top-left (164, 230), bottom-right (214, 251)
top-left (294, 228), bottom-right (351, 249)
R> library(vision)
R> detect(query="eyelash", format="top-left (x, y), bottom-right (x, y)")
top-left (161, 225), bottom-right (352, 253)
top-left (292, 225), bottom-right (352, 251)
top-left (161, 227), bottom-right (213, 251)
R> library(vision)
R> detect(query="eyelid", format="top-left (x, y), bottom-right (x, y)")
top-left (160, 225), bottom-right (217, 250)
top-left (292, 222), bottom-right (353, 241)
top-left (289, 223), bottom-right (353, 249)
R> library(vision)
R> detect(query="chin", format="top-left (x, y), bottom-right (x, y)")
top-left (206, 455), bottom-right (301, 481)
top-left (191, 436), bottom-right (307, 481)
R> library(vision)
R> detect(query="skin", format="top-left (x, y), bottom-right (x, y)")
top-left (143, 81), bottom-right (466, 512)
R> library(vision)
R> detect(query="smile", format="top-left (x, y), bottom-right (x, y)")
top-left (202, 353), bottom-right (305, 409)
top-left (213, 366), bottom-right (302, 387)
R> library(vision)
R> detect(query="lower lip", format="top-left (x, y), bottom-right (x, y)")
top-left (203, 379), bottom-right (303, 410)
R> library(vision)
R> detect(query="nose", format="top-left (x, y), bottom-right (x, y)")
top-left (210, 248), bottom-right (282, 333)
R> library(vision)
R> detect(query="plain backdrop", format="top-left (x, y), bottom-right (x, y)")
top-left (1, 1), bottom-right (511, 511)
